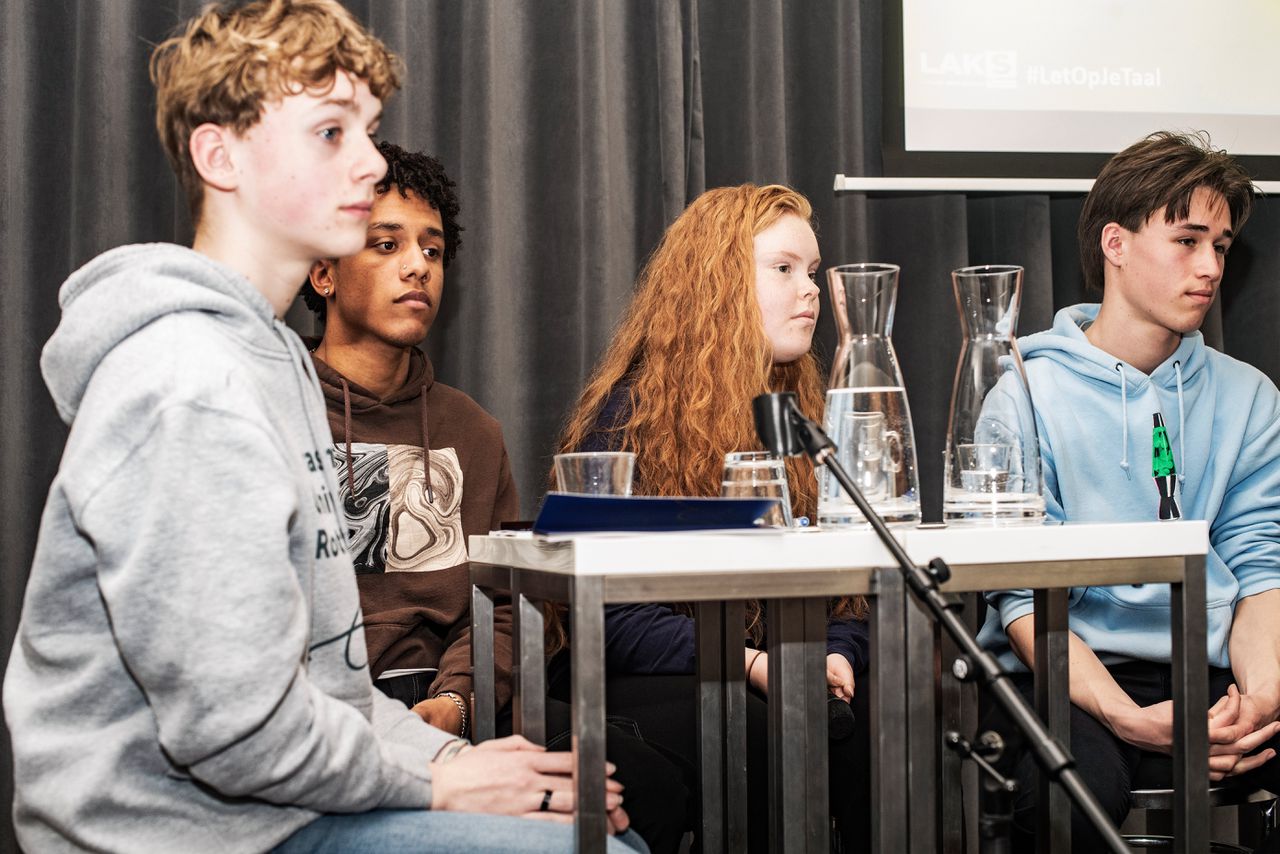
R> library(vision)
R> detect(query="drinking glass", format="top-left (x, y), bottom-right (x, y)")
top-left (956, 443), bottom-right (1013, 494)
top-left (843, 411), bottom-right (903, 502)
top-left (720, 451), bottom-right (793, 528)
top-left (554, 452), bottom-right (636, 496)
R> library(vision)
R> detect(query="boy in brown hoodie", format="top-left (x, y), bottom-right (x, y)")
top-left (303, 142), bottom-right (688, 852)
top-left (305, 143), bottom-right (515, 735)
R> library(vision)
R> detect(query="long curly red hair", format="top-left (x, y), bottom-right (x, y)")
top-left (555, 184), bottom-right (825, 514)
top-left (552, 184), bottom-right (867, 642)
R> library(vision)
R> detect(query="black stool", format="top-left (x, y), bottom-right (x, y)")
top-left (1121, 783), bottom-right (1277, 852)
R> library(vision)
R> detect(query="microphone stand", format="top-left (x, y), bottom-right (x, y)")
top-left (752, 393), bottom-right (1129, 854)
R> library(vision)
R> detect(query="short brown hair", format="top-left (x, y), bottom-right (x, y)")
top-left (1078, 131), bottom-right (1255, 292)
top-left (149, 0), bottom-right (401, 223)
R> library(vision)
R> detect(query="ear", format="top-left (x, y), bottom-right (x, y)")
top-left (188, 123), bottom-right (238, 192)
top-left (308, 259), bottom-right (337, 297)
top-left (1100, 222), bottom-right (1127, 269)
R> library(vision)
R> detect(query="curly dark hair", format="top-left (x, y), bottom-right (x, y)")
top-left (301, 140), bottom-right (463, 318)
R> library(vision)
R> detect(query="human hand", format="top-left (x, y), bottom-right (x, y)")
top-left (1206, 686), bottom-right (1280, 780)
top-left (1208, 684), bottom-right (1280, 743)
top-left (827, 653), bottom-right (855, 703)
top-left (429, 735), bottom-right (628, 832)
top-left (1109, 692), bottom-right (1280, 781)
top-left (746, 649), bottom-right (768, 694)
top-left (413, 696), bottom-right (463, 736)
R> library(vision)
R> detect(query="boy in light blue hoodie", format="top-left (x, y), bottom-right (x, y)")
top-left (978, 131), bottom-right (1280, 848)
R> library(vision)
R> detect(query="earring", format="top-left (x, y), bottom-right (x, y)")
top-left (322, 288), bottom-right (331, 295)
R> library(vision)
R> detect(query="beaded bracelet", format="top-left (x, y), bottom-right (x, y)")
top-left (437, 691), bottom-right (469, 739)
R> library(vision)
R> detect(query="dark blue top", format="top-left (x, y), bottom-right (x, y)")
top-left (603, 603), bottom-right (870, 675)
top-left (579, 384), bottom-right (871, 676)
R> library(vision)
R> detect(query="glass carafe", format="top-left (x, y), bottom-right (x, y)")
top-left (943, 265), bottom-right (1045, 524)
top-left (819, 263), bottom-right (921, 526)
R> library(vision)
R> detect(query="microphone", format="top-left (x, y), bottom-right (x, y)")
top-left (829, 693), bottom-right (855, 742)
top-left (752, 392), bottom-right (835, 460)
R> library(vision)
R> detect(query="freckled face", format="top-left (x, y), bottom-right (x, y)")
top-left (229, 71), bottom-right (386, 262)
top-left (753, 213), bottom-right (821, 364)
top-left (326, 189), bottom-right (446, 349)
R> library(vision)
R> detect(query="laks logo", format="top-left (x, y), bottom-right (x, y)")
top-left (919, 51), bottom-right (1017, 87)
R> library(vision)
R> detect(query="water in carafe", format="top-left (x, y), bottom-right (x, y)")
top-left (819, 264), bottom-right (921, 526)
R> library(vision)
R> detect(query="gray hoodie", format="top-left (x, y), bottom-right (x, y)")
top-left (5, 244), bottom-right (453, 853)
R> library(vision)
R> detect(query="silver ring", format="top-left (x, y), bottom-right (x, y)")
top-left (539, 789), bottom-right (553, 812)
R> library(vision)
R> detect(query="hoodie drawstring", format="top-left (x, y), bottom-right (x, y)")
top-left (1173, 360), bottom-right (1186, 486)
top-left (340, 378), bottom-right (355, 496)
top-left (336, 375), bottom-right (433, 505)
top-left (420, 386), bottom-right (435, 504)
top-left (1115, 363), bottom-right (1131, 479)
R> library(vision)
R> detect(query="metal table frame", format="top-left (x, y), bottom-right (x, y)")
top-left (469, 529), bottom-right (910, 854)
top-left (899, 522), bottom-right (1211, 854)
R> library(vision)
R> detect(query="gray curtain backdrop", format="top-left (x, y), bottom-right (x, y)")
top-left (3, 2), bottom-right (1278, 848)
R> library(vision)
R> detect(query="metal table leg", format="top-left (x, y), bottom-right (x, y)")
top-left (1171, 555), bottom-right (1208, 854)
top-left (724, 600), bottom-right (748, 852)
top-left (693, 600), bottom-right (749, 854)
top-left (571, 576), bottom-right (608, 853)
top-left (871, 568), bottom-right (909, 854)
top-left (512, 575), bottom-right (547, 746)
top-left (803, 597), bottom-right (829, 851)
top-left (1034, 587), bottom-right (1071, 854)
top-left (471, 581), bottom-right (497, 743)
top-left (905, 585), bottom-right (938, 854)
top-left (696, 602), bottom-right (727, 854)
top-left (767, 597), bottom-right (829, 853)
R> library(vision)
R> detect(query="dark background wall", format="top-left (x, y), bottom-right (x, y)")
top-left (4, 2), bottom-right (1279, 850)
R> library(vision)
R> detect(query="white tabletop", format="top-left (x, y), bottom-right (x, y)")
top-left (469, 520), bottom-right (1209, 577)
top-left (905, 519), bottom-right (1208, 565)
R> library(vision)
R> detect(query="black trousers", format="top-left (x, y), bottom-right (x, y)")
top-left (549, 669), bottom-right (873, 854)
top-left (980, 660), bottom-right (1280, 852)
top-left (376, 674), bottom-right (691, 854)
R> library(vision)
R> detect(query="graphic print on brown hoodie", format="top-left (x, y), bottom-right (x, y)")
top-left (310, 345), bottom-right (518, 709)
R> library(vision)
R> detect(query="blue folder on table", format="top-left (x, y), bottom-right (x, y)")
top-left (532, 493), bottom-right (780, 535)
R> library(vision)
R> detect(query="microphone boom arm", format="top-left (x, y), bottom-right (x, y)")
top-left (753, 392), bottom-right (1129, 854)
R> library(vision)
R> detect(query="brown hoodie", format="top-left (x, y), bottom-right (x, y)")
top-left (309, 345), bottom-right (517, 710)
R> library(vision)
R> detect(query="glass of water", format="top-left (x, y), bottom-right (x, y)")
top-left (721, 451), bottom-right (793, 528)
top-left (957, 443), bottom-right (1012, 493)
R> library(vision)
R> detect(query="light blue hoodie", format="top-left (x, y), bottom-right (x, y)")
top-left (978, 303), bottom-right (1280, 671)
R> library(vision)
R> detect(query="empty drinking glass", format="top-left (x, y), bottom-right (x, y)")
top-left (720, 451), bottom-right (793, 528)
top-left (554, 452), bottom-right (636, 495)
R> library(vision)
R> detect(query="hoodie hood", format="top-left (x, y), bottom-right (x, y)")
top-left (1017, 303), bottom-right (1202, 484)
top-left (43, 244), bottom-right (282, 424)
top-left (308, 345), bottom-right (438, 502)
top-left (1018, 303), bottom-right (1206, 394)
top-left (306, 341), bottom-right (436, 411)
